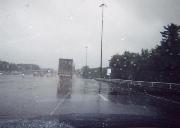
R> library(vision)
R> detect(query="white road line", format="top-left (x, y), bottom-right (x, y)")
top-left (98, 94), bottom-right (108, 101)
top-left (50, 93), bottom-right (70, 115)
top-left (37, 99), bottom-right (57, 103)
top-left (146, 94), bottom-right (180, 105)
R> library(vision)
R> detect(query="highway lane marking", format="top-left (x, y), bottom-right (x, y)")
top-left (50, 93), bottom-right (70, 116)
top-left (98, 94), bottom-right (108, 101)
top-left (37, 99), bottom-right (57, 103)
top-left (146, 93), bottom-right (180, 105)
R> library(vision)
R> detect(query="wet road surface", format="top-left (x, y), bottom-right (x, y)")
top-left (0, 75), bottom-right (180, 120)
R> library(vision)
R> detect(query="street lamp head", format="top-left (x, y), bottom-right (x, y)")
top-left (99, 3), bottom-right (107, 8)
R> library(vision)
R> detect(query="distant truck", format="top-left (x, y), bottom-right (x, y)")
top-left (58, 58), bottom-right (73, 80)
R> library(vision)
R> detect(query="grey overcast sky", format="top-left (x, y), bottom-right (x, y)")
top-left (0, 0), bottom-right (180, 69)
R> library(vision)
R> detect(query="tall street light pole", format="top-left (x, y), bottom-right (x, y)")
top-left (99, 3), bottom-right (106, 78)
top-left (85, 46), bottom-right (88, 78)
top-left (85, 46), bottom-right (88, 67)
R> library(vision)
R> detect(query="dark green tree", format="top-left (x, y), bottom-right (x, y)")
top-left (110, 52), bottom-right (140, 80)
top-left (109, 23), bottom-right (180, 83)
top-left (153, 23), bottom-right (180, 82)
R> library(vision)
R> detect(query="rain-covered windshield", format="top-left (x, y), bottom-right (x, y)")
top-left (0, 0), bottom-right (180, 127)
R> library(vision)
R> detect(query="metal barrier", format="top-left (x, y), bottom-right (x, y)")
top-left (95, 78), bottom-right (180, 92)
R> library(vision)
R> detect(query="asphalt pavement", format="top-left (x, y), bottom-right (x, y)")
top-left (0, 75), bottom-right (180, 120)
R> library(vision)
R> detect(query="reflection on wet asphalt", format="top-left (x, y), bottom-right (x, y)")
top-left (0, 75), bottom-right (179, 119)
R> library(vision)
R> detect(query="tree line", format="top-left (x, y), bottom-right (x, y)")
top-left (80, 23), bottom-right (180, 83)
top-left (80, 66), bottom-right (107, 79)
top-left (0, 60), bottom-right (40, 72)
top-left (109, 23), bottom-right (180, 83)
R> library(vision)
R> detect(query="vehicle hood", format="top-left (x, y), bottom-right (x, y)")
top-left (0, 113), bottom-right (178, 128)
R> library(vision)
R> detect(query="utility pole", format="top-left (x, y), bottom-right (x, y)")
top-left (99, 3), bottom-right (106, 78)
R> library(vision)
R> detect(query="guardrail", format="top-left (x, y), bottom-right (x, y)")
top-left (95, 78), bottom-right (180, 92)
